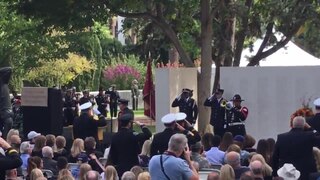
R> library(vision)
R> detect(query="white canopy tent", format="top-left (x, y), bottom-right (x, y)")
top-left (240, 35), bottom-right (320, 67)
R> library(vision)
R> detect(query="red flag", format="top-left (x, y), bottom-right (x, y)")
top-left (143, 60), bottom-right (155, 120)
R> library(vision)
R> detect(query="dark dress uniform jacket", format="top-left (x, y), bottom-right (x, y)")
top-left (73, 113), bottom-right (106, 141)
top-left (150, 128), bottom-right (176, 157)
top-left (307, 113), bottom-right (320, 133)
top-left (226, 106), bottom-right (248, 136)
top-left (0, 148), bottom-right (22, 179)
top-left (272, 128), bottom-right (320, 180)
top-left (108, 127), bottom-right (151, 177)
top-left (172, 98), bottom-right (198, 124)
top-left (204, 97), bottom-right (226, 136)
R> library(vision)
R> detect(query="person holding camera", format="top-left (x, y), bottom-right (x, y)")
top-left (204, 88), bottom-right (227, 137)
top-left (149, 133), bottom-right (199, 180)
top-left (225, 94), bottom-right (249, 136)
top-left (0, 136), bottom-right (22, 179)
top-left (171, 88), bottom-right (198, 125)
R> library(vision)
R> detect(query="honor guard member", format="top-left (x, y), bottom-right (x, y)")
top-left (150, 113), bottom-right (177, 157)
top-left (204, 88), bottom-right (227, 137)
top-left (73, 102), bottom-right (107, 141)
top-left (105, 84), bottom-right (120, 118)
top-left (307, 98), bottom-right (320, 133)
top-left (225, 94), bottom-right (249, 136)
top-left (95, 87), bottom-right (108, 117)
top-left (175, 113), bottom-right (201, 146)
top-left (117, 99), bottom-right (134, 131)
top-left (131, 79), bottom-right (140, 110)
top-left (63, 89), bottom-right (77, 126)
top-left (172, 88), bottom-right (198, 125)
top-left (79, 90), bottom-right (91, 105)
top-left (108, 114), bottom-right (152, 177)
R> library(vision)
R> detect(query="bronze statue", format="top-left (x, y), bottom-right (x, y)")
top-left (0, 67), bottom-right (13, 137)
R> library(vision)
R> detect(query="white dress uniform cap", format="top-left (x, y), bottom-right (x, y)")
top-left (79, 102), bottom-right (92, 110)
top-left (175, 112), bottom-right (187, 121)
top-left (161, 113), bottom-right (176, 124)
top-left (314, 98), bottom-right (320, 107)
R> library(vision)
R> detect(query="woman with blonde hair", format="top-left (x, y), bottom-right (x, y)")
top-left (139, 140), bottom-right (152, 167)
top-left (220, 164), bottom-right (235, 180)
top-left (103, 165), bottom-right (119, 180)
top-left (30, 168), bottom-right (44, 180)
top-left (250, 154), bottom-right (273, 177)
top-left (57, 169), bottom-right (73, 180)
top-left (69, 138), bottom-right (85, 163)
top-left (78, 163), bottom-right (92, 180)
top-left (137, 172), bottom-right (150, 180)
top-left (6, 129), bottom-right (19, 144)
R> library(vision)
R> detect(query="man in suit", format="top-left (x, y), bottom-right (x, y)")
top-left (150, 113), bottom-right (177, 157)
top-left (73, 102), bottom-right (107, 141)
top-left (42, 146), bottom-right (58, 176)
top-left (204, 88), bottom-right (227, 137)
top-left (307, 97), bottom-right (320, 133)
top-left (272, 116), bottom-right (320, 179)
top-left (107, 114), bottom-right (152, 177)
top-left (172, 88), bottom-right (198, 125)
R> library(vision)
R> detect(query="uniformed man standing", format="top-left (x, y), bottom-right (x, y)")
top-left (131, 79), bottom-right (139, 110)
top-left (95, 87), bottom-right (108, 117)
top-left (117, 99), bottom-right (134, 130)
top-left (108, 114), bottom-right (152, 177)
top-left (150, 113), bottom-right (177, 157)
top-left (105, 85), bottom-right (120, 118)
top-left (171, 88), bottom-right (198, 125)
top-left (63, 89), bottom-right (77, 126)
top-left (175, 113), bottom-right (201, 146)
top-left (79, 90), bottom-right (91, 105)
top-left (73, 102), bottom-right (107, 141)
top-left (307, 98), bottom-right (320, 133)
top-left (204, 89), bottom-right (227, 137)
top-left (225, 94), bottom-right (249, 136)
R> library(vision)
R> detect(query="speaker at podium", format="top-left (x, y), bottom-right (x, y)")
top-left (22, 87), bottom-right (63, 138)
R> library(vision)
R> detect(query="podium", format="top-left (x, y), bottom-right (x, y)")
top-left (22, 87), bottom-right (63, 138)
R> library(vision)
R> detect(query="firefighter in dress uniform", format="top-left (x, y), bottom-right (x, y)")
top-left (95, 87), bottom-right (109, 117)
top-left (225, 94), bottom-right (249, 136)
top-left (204, 88), bottom-right (227, 137)
top-left (171, 88), bottom-right (198, 125)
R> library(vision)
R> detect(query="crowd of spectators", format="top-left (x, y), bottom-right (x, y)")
top-left (2, 114), bottom-right (320, 179)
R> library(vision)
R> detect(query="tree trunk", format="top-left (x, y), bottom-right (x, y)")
top-left (198, 0), bottom-right (213, 135)
top-left (222, 0), bottom-right (236, 66)
top-left (233, 0), bottom-right (252, 66)
top-left (169, 46), bottom-right (180, 64)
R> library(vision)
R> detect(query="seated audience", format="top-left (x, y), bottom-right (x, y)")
top-left (30, 168), bottom-right (44, 180)
top-left (205, 135), bottom-right (225, 166)
top-left (31, 135), bottom-right (46, 158)
top-left (46, 134), bottom-right (56, 151)
top-left (233, 135), bottom-right (250, 166)
top-left (6, 129), bottom-right (19, 144)
top-left (78, 163), bottom-right (92, 180)
top-left (137, 172), bottom-right (151, 180)
top-left (42, 146), bottom-right (59, 176)
top-left (58, 168), bottom-right (73, 180)
top-left (225, 151), bottom-right (250, 179)
top-left (130, 166), bottom-right (143, 179)
top-left (57, 157), bottom-right (68, 171)
top-left (201, 133), bottom-right (214, 152)
top-left (54, 136), bottom-right (68, 161)
top-left (219, 132), bottom-right (233, 152)
top-left (84, 137), bottom-right (104, 173)
top-left (207, 171), bottom-right (220, 180)
top-left (243, 134), bottom-right (256, 153)
top-left (256, 139), bottom-right (271, 165)
top-left (101, 165), bottom-right (118, 180)
top-left (5, 168), bottom-right (18, 180)
top-left (69, 139), bottom-right (85, 163)
top-left (85, 170), bottom-right (100, 180)
top-left (139, 140), bottom-right (152, 167)
top-left (249, 160), bottom-right (264, 180)
top-left (121, 171), bottom-right (136, 180)
top-left (277, 163), bottom-right (300, 180)
top-left (220, 164), bottom-right (235, 180)
top-left (250, 154), bottom-right (272, 179)
top-left (20, 141), bottom-right (32, 170)
top-left (190, 142), bottom-right (210, 169)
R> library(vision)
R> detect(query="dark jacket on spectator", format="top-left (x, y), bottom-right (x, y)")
top-left (272, 128), bottom-right (320, 179)
top-left (150, 128), bottom-right (176, 157)
top-left (0, 147), bottom-right (23, 179)
top-left (43, 157), bottom-right (59, 176)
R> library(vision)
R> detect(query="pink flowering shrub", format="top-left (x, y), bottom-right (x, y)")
top-left (103, 64), bottom-right (141, 90)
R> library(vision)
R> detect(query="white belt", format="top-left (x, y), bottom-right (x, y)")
top-left (228, 122), bottom-right (244, 126)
